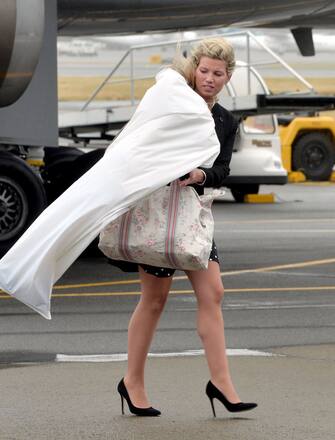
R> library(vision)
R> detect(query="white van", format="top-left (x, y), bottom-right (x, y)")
top-left (217, 61), bottom-right (287, 201)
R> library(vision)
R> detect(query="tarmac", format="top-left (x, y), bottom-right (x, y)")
top-left (1, 345), bottom-right (334, 440)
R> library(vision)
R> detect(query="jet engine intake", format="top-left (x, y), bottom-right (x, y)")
top-left (0, 0), bottom-right (44, 107)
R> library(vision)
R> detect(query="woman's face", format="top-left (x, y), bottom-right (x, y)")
top-left (194, 56), bottom-right (230, 103)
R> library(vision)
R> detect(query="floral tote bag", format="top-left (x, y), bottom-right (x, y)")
top-left (98, 181), bottom-right (222, 270)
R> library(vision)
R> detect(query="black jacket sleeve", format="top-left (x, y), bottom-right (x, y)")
top-left (199, 104), bottom-right (238, 188)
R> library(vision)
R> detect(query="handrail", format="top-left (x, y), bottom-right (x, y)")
top-left (81, 30), bottom-right (315, 111)
top-left (245, 31), bottom-right (315, 93)
top-left (81, 49), bottom-right (131, 110)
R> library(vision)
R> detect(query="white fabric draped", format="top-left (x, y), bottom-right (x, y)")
top-left (0, 68), bottom-right (219, 319)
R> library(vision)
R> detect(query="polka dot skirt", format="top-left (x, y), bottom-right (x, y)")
top-left (140, 240), bottom-right (220, 278)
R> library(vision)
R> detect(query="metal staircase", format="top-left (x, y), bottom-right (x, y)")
top-left (58, 31), bottom-right (335, 145)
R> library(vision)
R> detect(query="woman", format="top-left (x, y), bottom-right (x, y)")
top-left (115, 38), bottom-right (258, 417)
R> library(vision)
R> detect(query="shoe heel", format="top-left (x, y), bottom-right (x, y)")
top-left (209, 397), bottom-right (216, 417)
top-left (120, 394), bottom-right (125, 415)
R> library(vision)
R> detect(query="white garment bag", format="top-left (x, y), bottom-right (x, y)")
top-left (0, 68), bottom-right (219, 319)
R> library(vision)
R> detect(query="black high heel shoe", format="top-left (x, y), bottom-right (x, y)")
top-left (206, 380), bottom-right (257, 417)
top-left (117, 378), bottom-right (161, 417)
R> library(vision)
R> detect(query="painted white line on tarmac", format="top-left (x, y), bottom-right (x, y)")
top-left (55, 349), bottom-right (276, 363)
top-left (215, 218), bottom-right (335, 225)
top-left (215, 229), bottom-right (335, 233)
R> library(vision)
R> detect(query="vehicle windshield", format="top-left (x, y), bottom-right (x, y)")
top-left (242, 115), bottom-right (275, 134)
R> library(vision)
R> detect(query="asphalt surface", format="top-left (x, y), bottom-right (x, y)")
top-left (1, 345), bottom-right (335, 440)
top-left (1, 182), bottom-right (335, 439)
top-left (1, 182), bottom-right (335, 358)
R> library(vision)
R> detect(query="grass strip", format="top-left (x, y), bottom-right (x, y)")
top-left (58, 76), bottom-right (335, 103)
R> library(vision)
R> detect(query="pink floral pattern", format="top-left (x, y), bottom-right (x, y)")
top-left (99, 183), bottom-right (223, 270)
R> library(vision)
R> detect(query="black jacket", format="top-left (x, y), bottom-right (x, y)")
top-left (181, 103), bottom-right (238, 195)
top-left (198, 103), bottom-right (238, 193)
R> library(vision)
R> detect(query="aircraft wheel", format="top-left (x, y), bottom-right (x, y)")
top-left (0, 152), bottom-right (47, 256)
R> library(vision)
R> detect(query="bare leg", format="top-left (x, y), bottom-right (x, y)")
top-left (124, 267), bottom-right (172, 407)
top-left (186, 261), bottom-right (241, 403)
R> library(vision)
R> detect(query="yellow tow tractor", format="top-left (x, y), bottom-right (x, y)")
top-left (278, 114), bottom-right (335, 181)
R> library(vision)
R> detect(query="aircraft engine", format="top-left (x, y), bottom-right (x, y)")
top-left (0, 0), bottom-right (44, 107)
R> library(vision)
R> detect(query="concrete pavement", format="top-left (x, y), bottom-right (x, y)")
top-left (1, 345), bottom-right (334, 440)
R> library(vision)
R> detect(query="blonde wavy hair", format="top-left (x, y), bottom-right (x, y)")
top-left (172, 37), bottom-right (235, 91)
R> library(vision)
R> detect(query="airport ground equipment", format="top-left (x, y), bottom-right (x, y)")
top-left (278, 115), bottom-right (335, 181)
top-left (1, 25), bottom-right (335, 256)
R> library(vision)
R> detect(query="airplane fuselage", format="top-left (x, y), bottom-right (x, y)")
top-left (57, 0), bottom-right (335, 35)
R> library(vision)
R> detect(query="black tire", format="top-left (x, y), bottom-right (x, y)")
top-left (41, 148), bottom-right (105, 257)
top-left (0, 152), bottom-right (47, 256)
top-left (230, 184), bottom-right (260, 203)
top-left (59, 148), bottom-right (105, 188)
top-left (41, 147), bottom-right (85, 203)
top-left (292, 132), bottom-right (334, 181)
top-left (42, 156), bottom-right (81, 203)
top-left (70, 150), bottom-right (105, 257)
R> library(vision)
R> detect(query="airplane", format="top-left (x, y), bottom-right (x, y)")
top-left (57, 0), bottom-right (335, 55)
top-left (57, 39), bottom-right (103, 56)
top-left (86, 28), bottom-right (335, 55)
top-left (2, 0), bottom-right (335, 110)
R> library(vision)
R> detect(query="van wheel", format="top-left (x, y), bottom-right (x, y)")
top-left (230, 184), bottom-right (259, 203)
top-left (292, 132), bottom-right (334, 181)
top-left (0, 153), bottom-right (47, 256)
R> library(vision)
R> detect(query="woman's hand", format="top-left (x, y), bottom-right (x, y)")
top-left (178, 168), bottom-right (206, 187)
